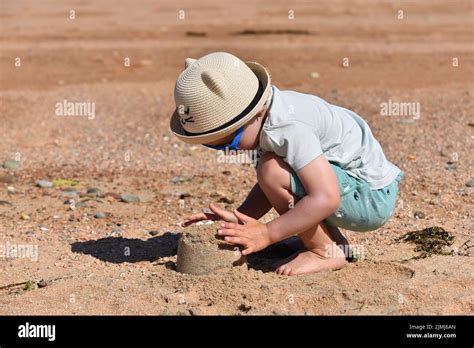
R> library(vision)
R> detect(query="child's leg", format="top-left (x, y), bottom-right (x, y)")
top-left (257, 153), bottom-right (347, 275)
top-left (274, 222), bottom-right (346, 276)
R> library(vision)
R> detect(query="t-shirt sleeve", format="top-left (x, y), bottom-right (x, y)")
top-left (261, 121), bottom-right (323, 171)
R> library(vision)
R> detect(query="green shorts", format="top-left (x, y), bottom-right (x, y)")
top-left (290, 164), bottom-right (403, 232)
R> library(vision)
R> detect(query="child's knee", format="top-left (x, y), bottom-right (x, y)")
top-left (257, 153), bottom-right (290, 190)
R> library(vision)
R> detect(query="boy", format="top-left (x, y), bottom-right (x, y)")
top-left (171, 52), bottom-right (403, 276)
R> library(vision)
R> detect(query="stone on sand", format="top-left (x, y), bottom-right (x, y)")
top-left (120, 193), bottom-right (140, 203)
top-left (36, 180), bottom-right (53, 188)
top-left (94, 212), bottom-right (106, 219)
top-left (177, 221), bottom-right (246, 275)
top-left (2, 160), bottom-right (20, 169)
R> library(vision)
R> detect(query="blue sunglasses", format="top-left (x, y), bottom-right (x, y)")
top-left (203, 126), bottom-right (243, 151)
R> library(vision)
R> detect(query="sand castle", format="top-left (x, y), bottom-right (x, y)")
top-left (177, 221), bottom-right (247, 275)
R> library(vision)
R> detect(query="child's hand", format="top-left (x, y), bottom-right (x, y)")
top-left (181, 203), bottom-right (238, 227)
top-left (218, 210), bottom-right (271, 256)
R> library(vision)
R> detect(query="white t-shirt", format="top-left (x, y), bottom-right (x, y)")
top-left (257, 85), bottom-right (401, 189)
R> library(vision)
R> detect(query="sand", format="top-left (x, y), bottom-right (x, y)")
top-left (0, 0), bottom-right (473, 315)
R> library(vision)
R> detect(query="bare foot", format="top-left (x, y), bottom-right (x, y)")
top-left (275, 247), bottom-right (346, 276)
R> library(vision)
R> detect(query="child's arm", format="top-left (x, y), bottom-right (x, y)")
top-left (266, 155), bottom-right (340, 243)
top-left (218, 155), bottom-right (340, 255)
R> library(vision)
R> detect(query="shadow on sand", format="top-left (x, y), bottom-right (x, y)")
top-left (247, 236), bottom-right (304, 272)
top-left (71, 232), bottom-right (180, 263)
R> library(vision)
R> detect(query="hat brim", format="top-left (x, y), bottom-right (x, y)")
top-left (169, 61), bottom-right (271, 145)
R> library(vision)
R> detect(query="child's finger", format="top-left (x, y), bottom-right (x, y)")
top-left (241, 247), bottom-right (253, 256)
top-left (220, 222), bottom-right (244, 230)
top-left (181, 215), bottom-right (207, 227)
top-left (217, 228), bottom-right (244, 237)
top-left (185, 212), bottom-right (217, 222)
top-left (223, 236), bottom-right (247, 245)
top-left (181, 220), bottom-right (197, 227)
top-left (186, 213), bottom-right (205, 221)
top-left (233, 209), bottom-right (252, 223)
top-left (209, 203), bottom-right (225, 214)
top-left (181, 211), bottom-right (224, 227)
top-left (210, 204), bottom-right (235, 220)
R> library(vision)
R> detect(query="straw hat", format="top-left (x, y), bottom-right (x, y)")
top-left (170, 52), bottom-right (271, 144)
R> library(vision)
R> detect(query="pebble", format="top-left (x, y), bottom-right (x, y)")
top-left (170, 176), bottom-right (192, 184)
top-left (309, 71), bottom-right (320, 79)
top-left (445, 162), bottom-right (457, 170)
top-left (37, 279), bottom-right (51, 288)
top-left (7, 186), bottom-right (15, 193)
top-left (94, 212), bottom-right (106, 219)
top-left (20, 213), bottom-right (30, 220)
top-left (414, 211), bottom-right (426, 219)
top-left (110, 229), bottom-right (121, 237)
top-left (64, 199), bottom-right (75, 205)
top-left (36, 180), bottom-right (53, 188)
top-left (465, 179), bottom-right (474, 187)
top-left (149, 230), bottom-right (160, 236)
top-left (2, 160), bottom-right (20, 169)
top-left (171, 176), bottom-right (182, 184)
top-left (87, 187), bottom-right (101, 196)
top-left (120, 193), bottom-right (140, 203)
top-left (38, 224), bottom-right (49, 231)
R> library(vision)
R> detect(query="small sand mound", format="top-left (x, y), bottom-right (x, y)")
top-left (177, 221), bottom-right (247, 275)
